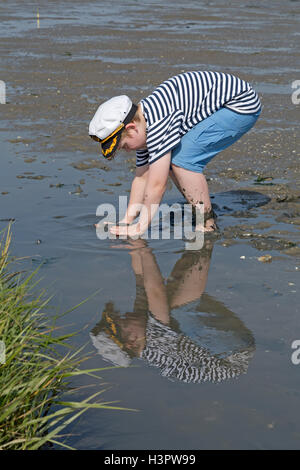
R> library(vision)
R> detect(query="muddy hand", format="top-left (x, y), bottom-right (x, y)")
top-left (109, 222), bottom-right (142, 239)
top-left (94, 221), bottom-right (114, 228)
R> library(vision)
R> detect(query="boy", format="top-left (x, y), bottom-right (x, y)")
top-left (89, 71), bottom-right (261, 237)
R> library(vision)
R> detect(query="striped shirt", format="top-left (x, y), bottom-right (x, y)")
top-left (141, 314), bottom-right (254, 384)
top-left (136, 71), bottom-right (261, 167)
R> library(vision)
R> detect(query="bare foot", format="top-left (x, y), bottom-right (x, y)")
top-left (195, 218), bottom-right (217, 232)
top-left (205, 218), bottom-right (218, 232)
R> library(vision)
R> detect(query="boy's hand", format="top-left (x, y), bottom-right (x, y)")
top-left (94, 220), bottom-right (130, 228)
top-left (109, 222), bottom-right (143, 239)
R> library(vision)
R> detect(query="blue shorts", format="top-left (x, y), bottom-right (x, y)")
top-left (171, 107), bottom-right (261, 173)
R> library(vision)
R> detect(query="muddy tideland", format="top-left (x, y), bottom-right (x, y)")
top-left (0, 0), bottom-right (300, 450)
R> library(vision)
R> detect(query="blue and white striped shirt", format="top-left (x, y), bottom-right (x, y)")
top-left (136, 71), bottom-right (261, 167)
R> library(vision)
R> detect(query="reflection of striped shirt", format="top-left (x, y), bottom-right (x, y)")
top-left (141, 314), bottom-right (254, 384)
top-left (136, 71), bottom-right (261, 166)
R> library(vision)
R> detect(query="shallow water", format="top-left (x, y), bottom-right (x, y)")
top-left (0, 0), bottom-right (300, 450)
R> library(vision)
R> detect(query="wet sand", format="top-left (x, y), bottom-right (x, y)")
top-left (0, 0), bottom-right (300, 450)
top-left (1, 0), bottom-right (299, 244)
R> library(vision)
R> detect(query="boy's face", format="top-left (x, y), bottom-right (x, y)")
top-left (118, 122), bottom-right (146, 153)
top-left (120, 314), bottom-right (146, 356)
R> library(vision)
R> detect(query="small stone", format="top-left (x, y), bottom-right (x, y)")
top-left (28, 175), bottom-right (48, 180)
top-left (282, 246), bottom-right (300, 256)
top-left (276, 194), bottom-right (288, 202)
top-left (72, 185), bottom-right (83, 195)
top-left (258, 255), bottom-right (272, 263)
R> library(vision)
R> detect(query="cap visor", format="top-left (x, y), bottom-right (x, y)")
top-left (101, 132), bottom-right (122, 159)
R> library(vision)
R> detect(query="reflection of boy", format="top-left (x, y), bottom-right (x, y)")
top-left (141, 313), bottom-right (254, 383)
top-left (90, 242), bottom-right (255, 383)
top-left (90, 71), bottom-right (261, 236)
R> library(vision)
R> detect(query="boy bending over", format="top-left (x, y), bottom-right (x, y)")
top-left (89, 71), bottom-right (261, 237)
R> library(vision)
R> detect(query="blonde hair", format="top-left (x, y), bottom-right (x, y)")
top-left (121, 106), bottom-right (141, 138)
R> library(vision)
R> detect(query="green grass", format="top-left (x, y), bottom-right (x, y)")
top-left (0, 226), bottom-right (134, 450)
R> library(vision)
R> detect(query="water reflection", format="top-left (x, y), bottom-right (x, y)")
top-left (91, 239), bottom-right (255, 384)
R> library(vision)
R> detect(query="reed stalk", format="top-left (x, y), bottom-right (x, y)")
top-left (0, 226), bottom-right (134, 450)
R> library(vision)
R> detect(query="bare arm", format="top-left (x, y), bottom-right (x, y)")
top-left (111, 153), bottom-right (171, 236)
top-left (140, 247), bottom-right (170, 325)
top-left (119, 164), bottom-right (149, 224)
top-left (136, 152), bottom-right (171, 233)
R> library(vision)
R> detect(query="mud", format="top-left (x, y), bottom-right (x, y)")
top-left (0, 0), bottom-right (300, 451)
top-left (1, 0), bottom-right (299, 254)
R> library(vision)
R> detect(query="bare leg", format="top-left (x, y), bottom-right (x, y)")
top-left (167, 240), bottom-right (213, 309)
top-left (170, 164), bottom-right (217, 231)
